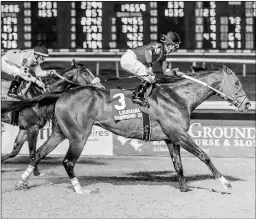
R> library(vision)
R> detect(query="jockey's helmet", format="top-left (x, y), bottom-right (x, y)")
top-left (33, 45), bottom-right (48, 64)
top-left (160, 31), bottom-right (181, 53)
top-left (34, 46), bottom-right (49, 57)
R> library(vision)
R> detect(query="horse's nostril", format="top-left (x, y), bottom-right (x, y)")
top-left (245, 102), bottom-right (251, 109)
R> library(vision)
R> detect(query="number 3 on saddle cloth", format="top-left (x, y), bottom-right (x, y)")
top-left (110, 89), bottom-right (151, 141)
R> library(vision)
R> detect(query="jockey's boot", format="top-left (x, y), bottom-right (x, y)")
top-left (7, 76), bottom-right (22, 98)
top-left (132, 80), bottom-right (151, 107)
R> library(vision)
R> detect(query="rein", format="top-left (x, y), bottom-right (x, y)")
top-left (52, 71), bottom-right (79, 86)
top-left (104, 74), bottom-right (153, 82)
top-left (178, 70), bottom-right (240, 106)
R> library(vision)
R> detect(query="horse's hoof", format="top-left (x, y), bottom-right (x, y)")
top-left (76, 189), bottom-right (91, 195)
top-left (219, 176), bottom-right (232, 190)
top-left (15, 181), bottom-right (29, 191)
top-left (33, 172), bottom-right (41, 176)
top-left (223, 181), bottom-right (232, 190)
top-left (180, 186), bottom-right (192, 192)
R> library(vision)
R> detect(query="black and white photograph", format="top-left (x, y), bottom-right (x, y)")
top-left (1, 1), bottom-right (255, 218)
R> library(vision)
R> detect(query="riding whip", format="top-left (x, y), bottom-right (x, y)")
top-left (178, 71), bottom-right (234, 102)
top-left (104, 74), bottom-right (156, 82)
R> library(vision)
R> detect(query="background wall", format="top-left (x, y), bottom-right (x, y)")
top-left (2, 119), bottom-right (255, 158)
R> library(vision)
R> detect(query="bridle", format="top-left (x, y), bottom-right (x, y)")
top-left (49, 67), bottom-right (95, 88)
top-left (218, 69), bottom-right (247, 110)
top-left (178, 67), bottom-right (246, 111)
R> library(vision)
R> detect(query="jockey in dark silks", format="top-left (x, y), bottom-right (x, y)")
top-left (120, 31), bottom-right (182, 106)
top-left (1, 45), bottom-right (56, 98)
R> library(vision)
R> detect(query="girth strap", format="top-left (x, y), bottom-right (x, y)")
top-left (142, 112), bottom-right (151, 141)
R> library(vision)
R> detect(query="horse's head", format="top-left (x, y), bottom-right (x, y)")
top-left (61, 59), bottom-right (104, 88)
top-left (219, 65), bottom-right (251, 112)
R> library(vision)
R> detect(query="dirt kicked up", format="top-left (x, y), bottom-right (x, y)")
top-left (1, 156), bottom-right (255, 218)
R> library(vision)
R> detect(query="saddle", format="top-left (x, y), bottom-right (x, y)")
top-left (110, 87), bottom-right (152, 141)
top-left (117, 83), bottom-right (154, 107)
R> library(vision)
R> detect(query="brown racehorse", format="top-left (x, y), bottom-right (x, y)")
top-left (1, 60), bottom-right (104, 176)
top-left (4, 65), bottom-right (251, 194)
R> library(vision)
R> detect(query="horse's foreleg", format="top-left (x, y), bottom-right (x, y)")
top-left (165, 140), bottom-right (191, 192)
top-left (16, 123), bottom-right (65, 189)
top-left (62, 121), bottom-right (94, 194)
top-left (1, 128), bottom-right (28, 161)
top-left (175, 133), bottom-right (231, 190)
top-left (27, 125), bottom-right (41, 176)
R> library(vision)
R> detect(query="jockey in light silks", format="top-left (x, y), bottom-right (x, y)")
top-left (1, 45), bottom-right (57, 98)
top-left (120, 31), bottom-right (182, 106)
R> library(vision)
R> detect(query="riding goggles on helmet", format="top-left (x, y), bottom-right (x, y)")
top-left (34, 54), bottom-right (47, 62)
top-left (164, 43), bottom-right (179, 53)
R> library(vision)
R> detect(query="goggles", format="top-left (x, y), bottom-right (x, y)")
top-left (165, 43), bottom-right (179, 53)
top-left (34, 54), bottom-right (47, 62)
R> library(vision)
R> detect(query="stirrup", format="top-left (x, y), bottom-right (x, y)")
top-left (7, 91), bottom-right (19, 98)
top-left (7, 94), bottom-right (18, 98)
top-left (132, 97), bottom-right (149, 107)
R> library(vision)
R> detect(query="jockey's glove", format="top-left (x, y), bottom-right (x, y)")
top-left (147, 67), bottom-right (156, 76)
top-left (90, 77), bottom-right (101, 85)
top-left (147, 67), bottom-right (155, 76)
top-left (20, 71), bottom-right (37, 82)
top-left (47, 69), bottom-right (57, 76)
top-left (35, 79), bottom-right (46, 89)
top-left (172, 68), bottom-right (184, 77)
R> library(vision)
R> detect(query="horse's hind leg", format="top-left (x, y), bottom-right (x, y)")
top-left (165, 140), bottom-right (191, 192)
top-left (175, 133), bottom-right (231, 190)
top-left (16, 122), bottom-right (65, 189)
top-left (1, 128), bottom-right (28, 161)
top-left (27, 125), bottom-right (42, 176)
top-left (62, 121), bottom-right (94, 194)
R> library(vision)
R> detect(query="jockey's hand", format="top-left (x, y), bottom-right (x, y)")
top-left (147, 67), bottom-right (155, 76)
top-left (20, 69), bottom-right (37, 82)
top-left (164, 69), bottom-right (174, 76)
top-left (47, 69), bottom-right (57, 76)
top-left (172, 68), bottom-right (184, 77)
top-left (90, 77), bottom-right (105, 89)
top-left (35, 79), bottom-right (46, 89)
top-left (90, 77), bottom-right (101, 85)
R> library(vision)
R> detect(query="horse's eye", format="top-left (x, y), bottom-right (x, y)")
top-left (234, 81), bottom-right (239, 86)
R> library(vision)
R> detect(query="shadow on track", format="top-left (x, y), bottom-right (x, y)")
top-left (48, 170), bottom-right (244, 189)
top-left (2, 156), bottom-right (107, 166)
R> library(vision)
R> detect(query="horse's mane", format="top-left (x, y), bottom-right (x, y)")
top-left (156, 67), bottom-right (222, 84)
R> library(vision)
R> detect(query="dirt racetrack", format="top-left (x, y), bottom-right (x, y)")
top-left (1, 156), bottom-right (255, 218)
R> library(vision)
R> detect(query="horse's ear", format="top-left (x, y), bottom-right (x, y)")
top-left (222, 65), bottom-right (234, 75)
top-left (222, 65), bottom-right (228, 72)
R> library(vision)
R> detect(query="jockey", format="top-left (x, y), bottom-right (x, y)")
top-left (120, 31), bottom-right (182, 106)
top-left (1, 45), bottom-right (56, 98)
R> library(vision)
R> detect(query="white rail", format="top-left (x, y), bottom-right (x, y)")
top-left (45, 56), bottom-right (256, 78)
top-left (196, 101), bottom-right (255, 111)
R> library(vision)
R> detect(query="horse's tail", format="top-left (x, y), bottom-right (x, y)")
top-left (1, 92), bottom-right (62, 114)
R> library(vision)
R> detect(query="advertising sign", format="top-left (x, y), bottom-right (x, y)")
top-left (113, 120), bottom-right (255, 158)
top-left (1, 124), bottom-right (113, 156)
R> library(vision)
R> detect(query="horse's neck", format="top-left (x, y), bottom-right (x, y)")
top-left (170, 71), bottom-right (223, 112)
top-left (49, 78), bottom-right (69, 92)
top-left (23, 77), bottom-right (66, 99)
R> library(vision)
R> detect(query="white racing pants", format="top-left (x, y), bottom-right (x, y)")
top-left (1, 56), bottom-right (20, 77)
top-left (120, 49), bottom-right (155, 83)
top-left (1, 56), bottom-right (37, 82)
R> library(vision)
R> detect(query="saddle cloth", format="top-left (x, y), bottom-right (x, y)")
top-left (110, 89), bottom-right (151, 141)
top-left (1, 80), bottom-right (19, 101)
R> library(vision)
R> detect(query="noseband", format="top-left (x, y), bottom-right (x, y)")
top-left (219, 71), bottom-right (247, 110)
